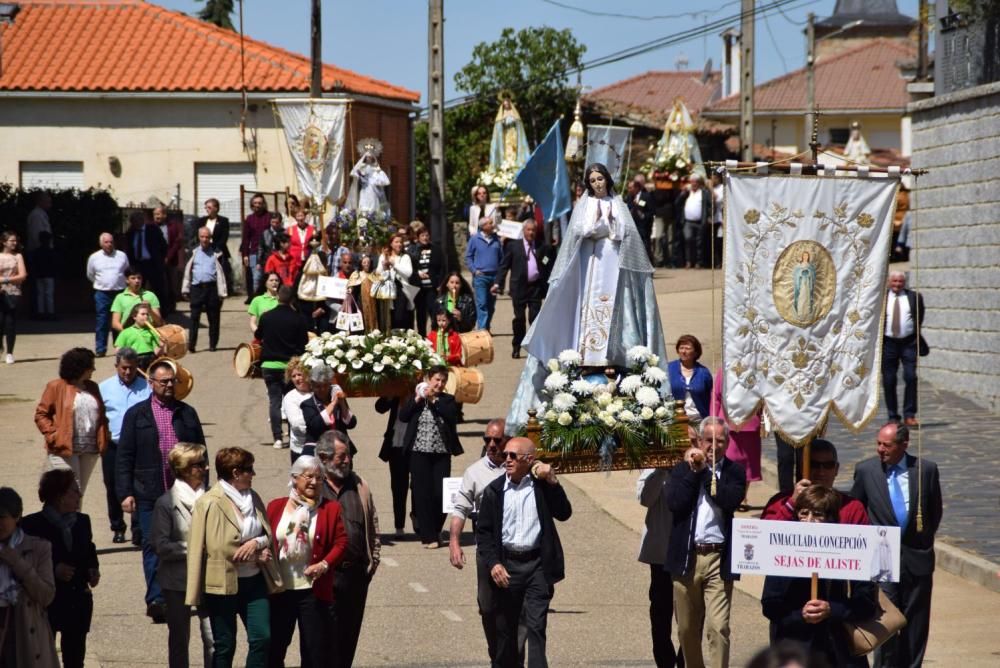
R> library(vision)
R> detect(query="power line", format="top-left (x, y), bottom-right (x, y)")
top-left (538, 0), bottom-right (742, 22)
top-left (763, 7), bottom-right (790, 73)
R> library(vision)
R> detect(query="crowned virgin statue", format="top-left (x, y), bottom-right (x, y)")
top-left (652, 98), bottom-right (705, 178)
top-left (489, 96), bottom-right (531, 171)
top-left (347, 137), bottom-right (391, 217)
top-left (843, 121), bottom-right (871, 165)
top-left (505, 163), bottom-right (669, 434)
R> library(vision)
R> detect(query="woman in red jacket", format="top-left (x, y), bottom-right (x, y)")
top-left (266, 455), bottom-right (348, 668)
top-left (427, 311), bottom-right (463, 366)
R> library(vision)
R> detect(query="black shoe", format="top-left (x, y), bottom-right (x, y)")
top-left (511, 347), bottom-right (521, 359)
top-left (209, 346), bottom-right (217, 352)
top-left (187, 346), bottom-right (196, 354)
top-left (146, 601), bottom-right (167, 624)
top-left (112, 530), bottom-right (127, 544)
top-left (131, 530), bottom-right (142, 547)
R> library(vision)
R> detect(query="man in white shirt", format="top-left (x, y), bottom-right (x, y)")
top-left (882, 271), bottom-right (927, 425)
top-left (86, 233), bottom-right (129, 356)
top-left (675, 174), bottom-right (710, 268)
top-left (25, 191), bottom-right (52, 252)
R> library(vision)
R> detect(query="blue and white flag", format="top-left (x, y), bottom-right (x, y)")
top-left (513, 120), bottom-right (572, 222)
top-left (585, 125), bottom-right (633, 184)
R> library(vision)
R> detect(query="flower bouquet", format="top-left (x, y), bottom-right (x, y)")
top-left (478, 160), bottom-right (523, 201)
top-left (300, 329), bottom-right (444, 397)
top-left (337, 208), bottom-right (395, 249)
top-left (530, 347), bottom-right (685, 472)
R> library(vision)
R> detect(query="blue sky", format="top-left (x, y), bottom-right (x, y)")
top-left (159, 0), bottom-right (921, 106)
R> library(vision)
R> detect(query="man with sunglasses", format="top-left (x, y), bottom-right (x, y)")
top-left (116, 359), bottom-right (205, 623)
top-left (760, 439), bottom-right (869, 525)
top-left (477, 436), bottom-right (572, 667)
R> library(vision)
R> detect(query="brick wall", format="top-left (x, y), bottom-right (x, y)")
top-left (348, 102), bottom-right (412, 222)
top-left (909, 81), bottom-right (1000, 411)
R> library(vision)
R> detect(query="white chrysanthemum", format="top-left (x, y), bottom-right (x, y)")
top-left (644, 367), bottom-right (667, 384)
top-left (619, 409), bottom-right (635, 422)
top-left (618, 374), bottom-right (644, 395)
top-left (570, 379), bottom-right (594, 396)
top-left (655, 406), bottom-right (669, 419)
top-left (596, 392), bottom-right (613, 407)
top-left (373, 363), bottom-right (384, 373)
top-left (635, 386), bottom-right (661, 408)
top-left (551, 392), bottom-right (577, 411)
top-left (544, 371), bottom-right (568, 391)
top-left (545, 410), bottom-right (558, 421)
top-left (547, 359), bottom-right (560, 373)
top-left (640, 406), bottom-right (655, 420)
top-left (558, 350), bottom-right (582, 366)
top-left (626, 345), bottom-right (652, 364)
top-left (648, 354), bottom-right (660, 367)
top-left (557, 412), bottom-right (573, 426)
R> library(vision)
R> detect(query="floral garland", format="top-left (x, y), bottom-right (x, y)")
top-left (301, 329), bottom-right (443, 389)
top-left (646, 151), bottom-right (694, 182)
top-left (336, 208), bottom-right (396, 249)
top-left (536, 346), bottom-right (675, 467)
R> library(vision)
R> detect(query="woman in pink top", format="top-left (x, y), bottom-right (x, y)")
top-left (711, 367), bottom-right (762, 509)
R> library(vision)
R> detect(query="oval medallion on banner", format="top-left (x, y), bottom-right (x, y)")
top-left (772, 240), bottom-right (836, 328)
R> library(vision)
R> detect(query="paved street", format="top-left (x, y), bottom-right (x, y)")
top-left (0, 267), bottom-right (997, 665)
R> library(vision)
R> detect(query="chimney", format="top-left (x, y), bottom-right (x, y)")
top-left (721, 28), bottom-right (741, 97)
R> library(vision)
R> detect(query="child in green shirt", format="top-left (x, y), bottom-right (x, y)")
top-left (114, 302), bottom-right (165, 369)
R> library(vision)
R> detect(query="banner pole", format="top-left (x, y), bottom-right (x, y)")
top-left (810, 572), bottom-right (819, 600)
top-left (801, 439), bottom-right (812, 482)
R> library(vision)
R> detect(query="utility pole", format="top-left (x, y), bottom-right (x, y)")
top-left (739, 0), bottom-right (755, 162)
top-left (917, 0), bottom-right (928, 81)
top-left (310, 0), bottom-right (322, 98)
top-left (428, 0), bottom-right (449, 267)
top-left (806, 12), bottom-right (816, 158)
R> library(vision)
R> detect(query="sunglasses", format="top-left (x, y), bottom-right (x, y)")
top-left (483, 436), bottom-right (504, 445)
top-left (502, 451), bottom-right (528, 461)
top-left (809, 460), bottom-right (838, 471)
top-left (153, 378), bottom-right (177, 385)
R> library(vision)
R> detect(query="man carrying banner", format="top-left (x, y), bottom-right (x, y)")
top-left (666, 416), bottom-right (746, 668)
top-left (761, 440), bottom-right (869, 525)
top-left (851, 422), bottom-right (942, 668)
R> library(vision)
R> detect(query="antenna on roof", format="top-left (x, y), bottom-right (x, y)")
top-left (675, 52), bottom-right (689, 70)
top-left (701, 58), bottom-right (714, 84)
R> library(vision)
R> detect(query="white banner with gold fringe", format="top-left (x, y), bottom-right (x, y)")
top-left (722, 172), bottom-right (898, 444)
top-left (273, 98), bottom-right (349, 204)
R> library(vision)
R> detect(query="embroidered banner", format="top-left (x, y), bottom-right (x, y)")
top-left (723, 173), bottom-right (898, 444)
top-left (585, 125), bottom-right (633, 184)
top-left (273, 99), bottom-right (349, 204)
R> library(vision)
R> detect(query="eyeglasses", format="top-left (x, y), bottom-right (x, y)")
top-left (153, 377), bottom-right (177, 385)
top-left (483, 436), bottom-right (504, 445)
top-left (238, 467), bottom-right (256, 476)
top-left (190, 461), bottom-right (208, 469)
top-left (809, 460), bottom-right (838, 471)
top-left (502, 451), bottom-right (527, 461)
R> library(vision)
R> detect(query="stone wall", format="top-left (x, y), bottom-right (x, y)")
top-left (908, 81), bottom-right (1000, 411)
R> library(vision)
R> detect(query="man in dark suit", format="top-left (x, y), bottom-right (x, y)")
top-left (255, 285), bottom-right (309, 449)
top-left (125, 210), bottom-right (168, 307)
top-left (477, 436), bottom-right (572, 668)
top-left (882, 271), bottom-right (928, 426)
top-left (626, 177), bottom-right (655, 262)
top-left (116, 359), bottom-right (205, 623)
top-left (851, 422), bottom-right (942, 668)
top-left (492, 220), bottom-right (554, 359)
top-left (666, 417), bottom-right (746, 668)
top-left (197, 197), bottom-right (232, 294)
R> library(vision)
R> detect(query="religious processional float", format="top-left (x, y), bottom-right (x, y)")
top-left (646, 98), bottom-right (706, 189)
top-left (478, 94), bottom-right (531, 204)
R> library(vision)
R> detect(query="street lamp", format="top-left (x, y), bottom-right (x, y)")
top-left (805, 15), bottom-right (864, 157)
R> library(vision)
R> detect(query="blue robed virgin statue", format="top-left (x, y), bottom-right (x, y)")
top-left (489, 97), bottom-right (531, 171)
top-left (505, 163), bottom-right (669, 434)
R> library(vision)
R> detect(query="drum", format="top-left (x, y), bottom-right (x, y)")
top-left (148, 357), bottom-right (194, 401)
top-left (460, 330), bottom-right (494, 366)
top-left (233, 342), bottom-right (262, 378)
top-left (445, 366), bottom-right (485, 404)
top-left (156, 324), bottom-right (188, 359)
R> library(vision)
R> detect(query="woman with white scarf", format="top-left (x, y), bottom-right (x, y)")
top-left (0, 487), bottom-right (58, 668)
top-left (265, 456), bottom-right (348, 667)
top-left (151, 443), bottom-right (214, 668)
top-left (185, 448), bottom-right (282, 668)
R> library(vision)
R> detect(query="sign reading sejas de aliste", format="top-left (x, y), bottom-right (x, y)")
top-left (731, 519), bottom-right (901, 582)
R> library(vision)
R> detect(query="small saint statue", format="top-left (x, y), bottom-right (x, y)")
top-left (843, 121), bottom-right (871, 165)
top-left (489, 95), bottom-right (531, 171)
top-left (347, 137), bottom-right (391, 217)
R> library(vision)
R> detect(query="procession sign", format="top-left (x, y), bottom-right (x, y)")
top-left (731, 518), bottom-right (901, 582)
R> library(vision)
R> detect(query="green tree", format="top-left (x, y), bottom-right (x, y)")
top-left (416, 27), bottom-right (585, 223)
top-left (195, 0), bottom-right (235, 30)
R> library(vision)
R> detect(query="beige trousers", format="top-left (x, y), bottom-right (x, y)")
top-left (672, 551), bottom-right (733, 668)
top-left (46, 452), bottom-right (100, 496)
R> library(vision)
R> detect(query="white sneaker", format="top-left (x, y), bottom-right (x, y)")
top-left (273, 439), bottom-right (285, 449)
top-left (4, 354), bottom-right (12, 365)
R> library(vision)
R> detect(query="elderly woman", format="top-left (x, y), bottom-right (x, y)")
top-left (34, 347), bottom-right (110, 495)
top-left (20, 469), bottom-right (99, 668)
top-left (300, 363), bottom-right (356, 455)
top-left (399, 365), bottom-right (463, 548)
top-left (186, 448), bottom-right (282, 668)
top-left (282, 358), bottom-right (313, 463)
top-left (667, 334), bottom-right (713, 425)
top-left (151, 443), bottom-right (213, 668)
top-left (0, 487), bottom-right (59, 668)
top-left (265, 456), bottom-right (348, 667)
top-left (761, 486), bottom-right (876, 667)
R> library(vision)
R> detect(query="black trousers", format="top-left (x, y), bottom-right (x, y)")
top-left (188, 282), bottom-right (221, 350)
top-left (57, 629), bottom-right (87, 668)
top-left (262, 368), bottom-right (288, 441)
top-left (649, 564), bottom-right (683, 668)
top-left (329, 567), bottom-right (370, 668)
top-left (163, 588), bottom-right (213, 668)
top-left (479, 555), bottom-right (528, 666)
top-left (671, 218), bottom-right (687, 267)
top-left (387, 446), bottom-right (411, 531)
top-left (100, 439), bottom-right (137, 533)
top-left (409, 450), bottom-right (451, 544)
top-left (0, 293), bottom-right (17, 354)
top-left (268, 588), bottom-right (328, 668)
top-left (774, 433), bottom-right (802, 495)
top-left (493, 557), bottom-right (552, 668)
top-left (882, 335), bottom-right (918, 420)
top-left (511, 283), bottom-right (545, 350)
top-left (875, 569), bottom-right (933, 668)
top-left (414, 286), bottom-right (437, 337)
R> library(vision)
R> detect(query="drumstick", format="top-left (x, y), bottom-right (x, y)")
top-left (144, 322), bottom-right (161, 342)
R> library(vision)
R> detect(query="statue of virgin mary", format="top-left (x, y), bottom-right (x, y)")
top-left (505, 163), bottom-right (669, 434)
top-left (489, 96), bottom-right (531, 171)
top-left (347, 137), bottom-right (391, 217)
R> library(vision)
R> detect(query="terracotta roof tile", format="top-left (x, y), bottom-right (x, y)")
top-left (0, 0), bottom-right (419, 103)
top-left (704, 38), bottom-right (915, 114)
top-left (583, 70), bottom-right (722, 128)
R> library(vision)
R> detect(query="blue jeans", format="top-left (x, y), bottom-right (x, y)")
top-left (94, 289), bottom-right (117, 354)
top-left (137, 498), bottom-right (163, 605)
top-left (245, 252), bottom-right (262, 297)
top-left (472, 272), bottom-right (497, 331)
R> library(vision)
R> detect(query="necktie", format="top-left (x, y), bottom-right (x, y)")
top-left (892, 294), bottom-right (901, 338)
top-left (888, 465), bottom-right (908, 529)
top-left (526, 242), bottom-right (539, 283)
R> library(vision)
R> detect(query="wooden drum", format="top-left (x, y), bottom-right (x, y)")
top-left (148, 357), bottom-right (194, 401)
top-left (233, 342), bottom-right (262, 378)
top-left (445, 366), bottom-right (484, 404)
top-left (460, 330), bottom-right (494, 367)
top-left (156, 324), bottom-right (188, 359)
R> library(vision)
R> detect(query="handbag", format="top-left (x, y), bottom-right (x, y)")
top-left (370, 269), bottom-right (397, 301)
top-left (843, 587), bottom-right (907, 656)
top-left (335, 294), bottom-right (365, 333)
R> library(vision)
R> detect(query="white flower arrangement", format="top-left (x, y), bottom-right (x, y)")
top-left (570, 379), bottom-right (595, 396)
top-left (552, 392), bottom-right (577, 411)
top-left (299, 329), bottom-right (443, 391)
top-left (618, 375), bottom-right (645, 395)
top-left (626, 345), bottom-right (652, 365)
top-left (558, 350), bottom-right (583, 366)
top-left (635, 386), bottom-right (662, 408)
top-left (544, 371), bottom-right (569, 391)
top-left (644, 366), bottom-right (667, 384)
